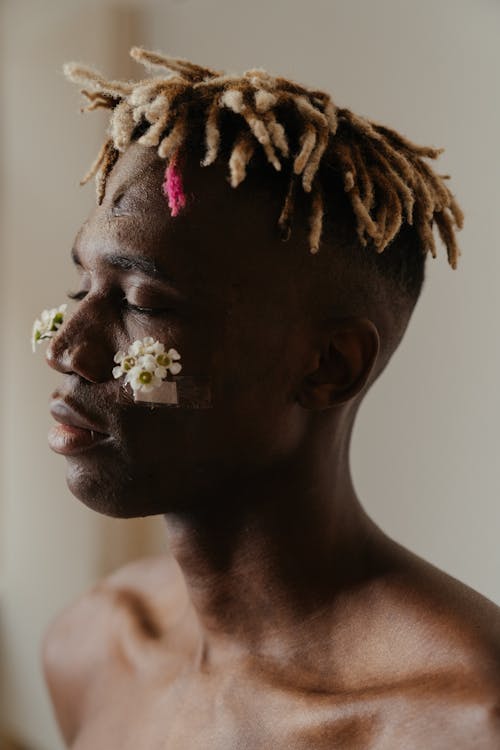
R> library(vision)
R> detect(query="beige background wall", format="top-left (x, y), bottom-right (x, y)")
top-left (1, 1), bottom-right (499, 748)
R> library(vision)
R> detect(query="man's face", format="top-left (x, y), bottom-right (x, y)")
top-left (47, 142), bottom-right (313, 517)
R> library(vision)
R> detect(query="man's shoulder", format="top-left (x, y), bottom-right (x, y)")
top-left (42, 553), bottom-right (184, 664)
top-left (330, 541), bottom-right (500, 745)
top-left (41, 554), bottom-right (183, 744)
top-left (396, 543), bottom-right (500, 658)
top-left (350, 538), bottom-right (500, 688)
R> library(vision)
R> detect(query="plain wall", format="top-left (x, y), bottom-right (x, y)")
top-left (1, 1), bottom-right (499, 748)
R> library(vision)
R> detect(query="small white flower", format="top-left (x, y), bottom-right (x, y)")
top-left (112, 350), bottom-right (138, 379)
top-left (156, 347), bottom-right (182, 375)
top-left (31, 304), bottom-right (67, 352)
top-left (113, 337), bottom-right (182, 396)
top-left (126, 364), bottom-right (163, 394)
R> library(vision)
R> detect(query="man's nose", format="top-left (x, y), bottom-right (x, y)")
top-left (45, 305), bottom-right (114, 383)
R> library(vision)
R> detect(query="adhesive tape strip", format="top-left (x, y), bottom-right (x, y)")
top-left (118, 375), bottom-right (212, 408)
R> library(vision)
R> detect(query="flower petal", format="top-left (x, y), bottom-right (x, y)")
top-left (130, 340), bottom-right (144, 356)
top-left (140, 353), bottom-right (158, 371)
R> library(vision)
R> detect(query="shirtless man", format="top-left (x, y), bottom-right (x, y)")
top-left (41, 48), bottom-right (500, 748)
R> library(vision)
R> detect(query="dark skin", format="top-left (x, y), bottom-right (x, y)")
top-left (42, 142), bottom-right (500, 748)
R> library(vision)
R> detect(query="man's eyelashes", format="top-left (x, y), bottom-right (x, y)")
top-left (66, 290), bottom-right (173, 317)
top-left (67, 289), bottom-right (88, 301)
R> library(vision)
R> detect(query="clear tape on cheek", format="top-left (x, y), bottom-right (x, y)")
top-left (117, 375), bottom-right (213, 409)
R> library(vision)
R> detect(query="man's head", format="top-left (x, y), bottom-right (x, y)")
top-left (46, 48), bottom-right (463, 518)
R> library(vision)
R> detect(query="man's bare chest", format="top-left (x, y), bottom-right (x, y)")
top-left (70, 660), bottom-right (494, 750)
top-left (45, 559), bottom-right (500, 749)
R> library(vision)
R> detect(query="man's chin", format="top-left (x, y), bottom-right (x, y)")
top-left (62, 449), bottom-right (219, 517)
top-left (65, 461), bottom-right (163, 518)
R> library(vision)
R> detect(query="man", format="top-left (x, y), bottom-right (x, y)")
top-left (41, 48), bottom-right (500, 748)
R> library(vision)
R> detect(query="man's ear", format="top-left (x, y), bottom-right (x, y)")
top-left (297, 317), bottom-right (380, 409)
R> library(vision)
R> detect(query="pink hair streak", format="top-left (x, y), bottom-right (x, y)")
top-left (162, 154), bottom-right (187, 217)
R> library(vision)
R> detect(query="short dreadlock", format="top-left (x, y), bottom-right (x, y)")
top-left (63, 47), bottom-right (464, 312)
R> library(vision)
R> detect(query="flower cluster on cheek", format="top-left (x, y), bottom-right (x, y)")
top-left (31, 304), bottom-right (67, 352)
top-left (112, 337), bottom-right (182, 395)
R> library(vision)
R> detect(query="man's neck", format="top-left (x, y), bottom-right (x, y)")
top-left (163, 431), bottom-right (380, 671)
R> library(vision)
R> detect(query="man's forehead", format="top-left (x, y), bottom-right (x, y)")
top-left (73, 140), bottom-right (311, 299)
top-left (105, 143), bottom-right (167, 216)
top-left (103, 140), bottom-right (288, 225)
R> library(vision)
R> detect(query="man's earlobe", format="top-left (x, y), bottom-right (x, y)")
top-left (297, 317), bottom-right (380, 410)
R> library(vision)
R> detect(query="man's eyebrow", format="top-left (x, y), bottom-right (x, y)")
top-left (71, 246), bottom-right (175, 284)
top-left (103, 253), bottom-right (165, 280)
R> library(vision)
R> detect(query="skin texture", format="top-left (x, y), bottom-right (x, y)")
top-left (43, 142), bottom-right (500, 748)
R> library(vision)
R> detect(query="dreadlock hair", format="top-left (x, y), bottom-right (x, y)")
top-left (63, 47), bottom-right (464, 331)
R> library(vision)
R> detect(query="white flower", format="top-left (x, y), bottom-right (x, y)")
top-left (156, 348), bottom-right (182, 375)
top-left (112, 350), bottom-right (137, 378)
top-left (126, 364), bottom-right (163, 393)
top-left (112, 337), bottom-right (182, 395)
top-left (31, 304), bottom-right (67, 352)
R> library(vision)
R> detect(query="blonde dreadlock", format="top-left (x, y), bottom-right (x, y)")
top-left (63, 46), bottom-right (463, 268)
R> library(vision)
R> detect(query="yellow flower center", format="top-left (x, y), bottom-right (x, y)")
top-left (156, 353), bottom-right (171, 367)
top-left (122, 356), bottom-right (136, 371)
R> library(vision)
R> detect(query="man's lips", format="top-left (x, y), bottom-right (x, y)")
top-left (48, 398), bottom-right (111, 455)
top-left (50, 397), bottom-right (109, 433)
